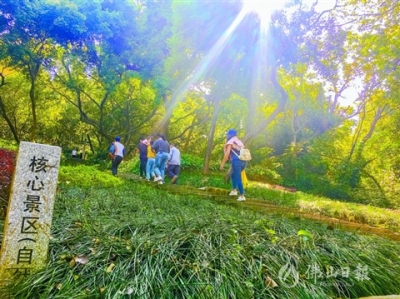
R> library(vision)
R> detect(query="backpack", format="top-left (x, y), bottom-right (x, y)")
top-left (108, 143), bottom-right (116, 159)
top-left (238, 147), bottom-right (252, 161)
top-left (231, 145), bottom-right (252, 161)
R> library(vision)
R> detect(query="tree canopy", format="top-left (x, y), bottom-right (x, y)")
top-left (0, 0), bottom-right (399, 206)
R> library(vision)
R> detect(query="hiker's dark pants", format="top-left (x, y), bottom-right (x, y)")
top-left (167, 164), bottom-right (180, 183)
top-left (112, 155), bottom-right (123, 175)
top-left (140, 159), bottom-right (147, 177)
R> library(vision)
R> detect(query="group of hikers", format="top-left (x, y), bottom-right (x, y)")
top-left (137, 133), bottom-right (181, 184)
top-left (109, 129), bottom-right (248, 201)
top-left (109, 133), bottom-right (181, 185)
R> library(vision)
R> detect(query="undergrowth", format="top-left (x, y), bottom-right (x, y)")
top-left (2, 179), bottom-right (400, 298)
top-left (1, 164), bottom-right (400, 299)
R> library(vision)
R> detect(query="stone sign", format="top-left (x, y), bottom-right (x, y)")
top-left (0, 142), bottom-right (61, 289)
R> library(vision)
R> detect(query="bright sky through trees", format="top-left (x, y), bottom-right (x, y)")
top-left (241, 0), bottom-right (357, 106)
top-left (161, 0), bottom-right (356, 124)
top-left (242, 0), bottom-right (286, 27)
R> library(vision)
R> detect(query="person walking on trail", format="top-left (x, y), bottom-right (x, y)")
top-left (111, 136), bottom-right (125, 176)
top-left (152, 133), bottom-right (170, 184)
top-left (137, 137), bottom-right (148, 179)
top-left (167, 143), bottom-right (181, 184)
top-left (219, 129), bottom-right (247, 201)
top-left (146, 137), bottom-right (156, 181)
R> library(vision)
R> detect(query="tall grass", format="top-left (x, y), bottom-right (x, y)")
top-left (176, 171), bottom-right (400, 232)
top-left (4, 181), bottom-right (400, 299)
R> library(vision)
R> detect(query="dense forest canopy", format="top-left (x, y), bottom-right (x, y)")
top-left (0, 0), bottom-right (399, 206)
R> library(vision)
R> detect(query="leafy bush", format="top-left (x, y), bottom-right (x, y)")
top-left (0, 148), bottom-right (16, 214)
top-left (0, 139), bottom-right (18, 151)
top-left (58, 165), bottom-right (123, 189)
top-left (246, 165), bottom-right (283, 185)
top-left (118, 157), bottom-right (140, 174)
top-left (181, 153), bottom-right (204, 169)
top-left (84, 149), bottom-right (111, 169)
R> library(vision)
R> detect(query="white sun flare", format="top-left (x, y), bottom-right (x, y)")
top-left (242, 0), bottom-right (286, 23)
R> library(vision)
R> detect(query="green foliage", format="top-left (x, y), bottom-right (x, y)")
top-left (118, 157), bottom-right (140, 175)
top-left (5, 181), bottom-right (400, 298)
top-left (58, 165), bottom-right (123, 189)
top-left (246, 165), bottom-right (283, 185)
top-left (84, 149), bottom-right (112, 170)
top-left (0, 139), bottom-right (18, 151)
top-left (180, 154), bottom-right (204, 170)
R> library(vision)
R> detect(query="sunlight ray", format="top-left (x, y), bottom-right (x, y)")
top-left (243, 0), bottom-right (287, 29)
top-left (159, 8), bottom-right (249, 128)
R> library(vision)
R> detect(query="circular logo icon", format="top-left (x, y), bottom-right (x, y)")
top-left (278, 262), bottom-right (299, 288)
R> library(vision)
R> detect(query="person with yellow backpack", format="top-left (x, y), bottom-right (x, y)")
top-left (219, 129), bottom-right (248, 201)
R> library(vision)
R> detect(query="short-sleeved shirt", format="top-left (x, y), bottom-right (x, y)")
top-left (152, 139), bottom-right (170, 154)
top-left (138, 142), bottom-right (148, 160)
top-left (168, 147), bottom-right (181, 165)
top-left (147, 145), bottom-right (156, 159)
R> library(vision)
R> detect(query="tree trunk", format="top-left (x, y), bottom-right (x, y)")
top-left (243, 66), bottom-right (288, 144)
top-left (202, 100), bottom-right (221, 174)
top-left (0, 96), bottom-right (20, 143)
top-left (28, 62), bottom-right (40, 142)
top-left (182, 118), bottom-right (196, 153)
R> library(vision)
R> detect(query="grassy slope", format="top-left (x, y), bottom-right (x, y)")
top-left (177, 171), bottom-right (400, 233)
top-left (2, 167), bottom-right (399, 299)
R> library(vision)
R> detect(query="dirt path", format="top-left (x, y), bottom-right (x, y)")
top-left (121, 173), bottom-right (400, 242)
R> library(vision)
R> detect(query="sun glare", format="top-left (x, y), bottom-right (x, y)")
top-left (242, 0), bottom-right (286, 25)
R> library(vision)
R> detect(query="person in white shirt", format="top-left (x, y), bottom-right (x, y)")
top-left (166, 144), bottom-right (181, 184)
top-left (111, 136), bottom-right (125, 176)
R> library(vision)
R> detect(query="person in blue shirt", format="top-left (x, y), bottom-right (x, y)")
top-left (152, 133), bottom-right (170, 184)
top-left (137, 137), bottom-right (148, 179)
top-left (110, 136), bottom-right (125, 176)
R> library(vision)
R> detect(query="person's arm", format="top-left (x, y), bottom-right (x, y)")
top-left (168, 148), bottom-right (173, 161)
top-left (219, 144), bottom-right (232, 170)
top-left (152, 140), bottom-right (159, 153)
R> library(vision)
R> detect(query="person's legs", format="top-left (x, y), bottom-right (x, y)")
top-left (140, 159), bottom-right (147, 177)
top-left (230, 163), bottom-right (238, 195)
top-left (111, 159), bottom-right (117, 175)
top-left (166, 164), bottom-right (175, 178)
top-left (112, 156), bottom-right (123, 175)
top-left (154, 154), bottom-right (162, 177)
top-left (150, 159), bottom-right (155, 178)
top-left (146, 158), bottom-right (155, 180)
top-left (159, 153), bottom-right (169, 180)
top-left (173, 165), bottom-right (180, 176)
top-left (170, 165), bottom-right (180, 184)
top-left (231, 160), bottom-right (244, 195)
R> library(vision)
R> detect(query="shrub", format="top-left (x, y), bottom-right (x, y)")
top-left (58, 165), bottom-right (123, 189)
top-left (181, 154), bottom-right (204, 170)
top-left (246, 165), bottom-right (283, 184)
top-left (0, 148), bottom-right (16, 215)
top-left (118, 157), bottom-right (140, 174)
